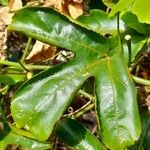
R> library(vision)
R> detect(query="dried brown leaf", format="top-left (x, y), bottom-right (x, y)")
top-left (0, 7), bottom-right (13, 25)
top-left (9, 0), bottom-right (23, 11)
top-left (45, 0), bottom-right (84, 18)
top-left (0, 6), bottom-right (13, 60)
top-left (25, 40), bottom-right (57, 63)
top-left (68, 2), bottom-right (83, 19)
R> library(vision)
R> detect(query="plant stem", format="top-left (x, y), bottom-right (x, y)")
top-left (117, 12), bottom-right (123, 53)
top-left (132, 75), bottom-right (150, 86)
top-left (0, 86), bottom-right (9, 93)
top-left (18, 61), bottom-right (29, 72)
top-left (72, 103), bottom-right (95, 119)
top-left (117, 12), bottom-right (120, 36)
top-left (0, 60), bottom-right (50, 70)
top-left (78, 90), bottom-right (95, 102)
top-left (21, 37), bottom-right (32, 62)
top-left (8, 49), bottom-right (29, 72)
top-left (125, 35), bottom-right (132, 67)
top-left (63, 90), bottom-right (96, 118)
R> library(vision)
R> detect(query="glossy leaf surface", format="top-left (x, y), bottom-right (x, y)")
top-left (77, 9), bottom-right (125, 36)
top-left (9, 7), bottom-right (141, 149)
top-left (77, 10), bottom-right (147, 63)
top-left (56, 118), bottom-right (106, 150)
top-left (109, 0), bottom-right (135, 16)
top-left (0, 130), bottom-right (51, 150)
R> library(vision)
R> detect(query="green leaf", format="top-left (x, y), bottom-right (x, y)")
top-left (109, 0), bottom-right (150, 24)
top-left (95, 51), bottom-right (141, 149)
top-left (56, 118), bottom-right (106, 150)
top-left (8, 7), bottom-right (141, 149)
top-left (77, 9), bottom-right (125, 36)
top-left (8, 7), bottom-right (106, 141)
top-left (77, 10), bottom-right (147, 63)
top-left (109, 0), bottom-right (135, 16)
top-left (131, 0), bottom-right (150, 24)
top-left (0, 74), bottom-right (26, 85)
top-left (121, 12), bottom-right (150, 36)
top-left (0, 130), bottom-right (52, 150)
top-left (0, 122), bottom-right (51, 149)
top-left (102, 0), bottom-right (119, 8)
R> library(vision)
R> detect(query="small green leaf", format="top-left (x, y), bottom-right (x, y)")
top-left (131, 0), bottom-right (150, 24)
top-left (0, 74), bottom-right (26, 85)
top-left (109, 0), bottom-right (135, 16)
top-left (121, 12), bottom-right (150, 36)
top-left (77, 9), bottom-right (125, 36)
top-left (56, 118), bottom-right (106, 150)
top-left (109, 0), bottom-right (150, 24)
top-left (102, 0), bottom-right (119, 8)
top-left (0, 122), bottom-right (51, 150)
top-left (0, 131), bottom-right (52, 150)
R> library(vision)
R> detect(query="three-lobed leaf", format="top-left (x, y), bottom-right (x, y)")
top-left (8, 7), bottom-right (141, 149)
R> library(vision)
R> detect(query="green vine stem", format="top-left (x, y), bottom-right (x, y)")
top-left (21, 37), bottom-right (32, 62)
top-left (0, 85), bottom-right (9, 94)
top-left (0, 60), bottom-right (50, 70)
top-left (125, 34), bottom-right (132, 67)
top-left (72, 103), bottom-right (95, 119)
top-left (79, 90), bottom-right (95, 102)
top-left (132, 75), bottom-right (150, 86)
top-left (117, 12), bottom-right (123, 53)
top-left (7, 49), bottom-right (29, 72)
top-left (62, 90), bottom-right (96, 119)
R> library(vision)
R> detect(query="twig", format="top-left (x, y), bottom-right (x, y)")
top-left (7, 49), bottom-right (29, 72)
top-left (21, 37), bottom-right (32, 62)
top-left (132, 75), bottom-right (150, 86)
top-left (78, 90), bottom-right (95, 102)
top-left (72, 103), bottom-right (95, 119)
top-left (117, 12), bottom-right (123, 53)
top-left (0, 60), bottom-right (50, 70)
top-left (125, 35), bottom-right (132, 67)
